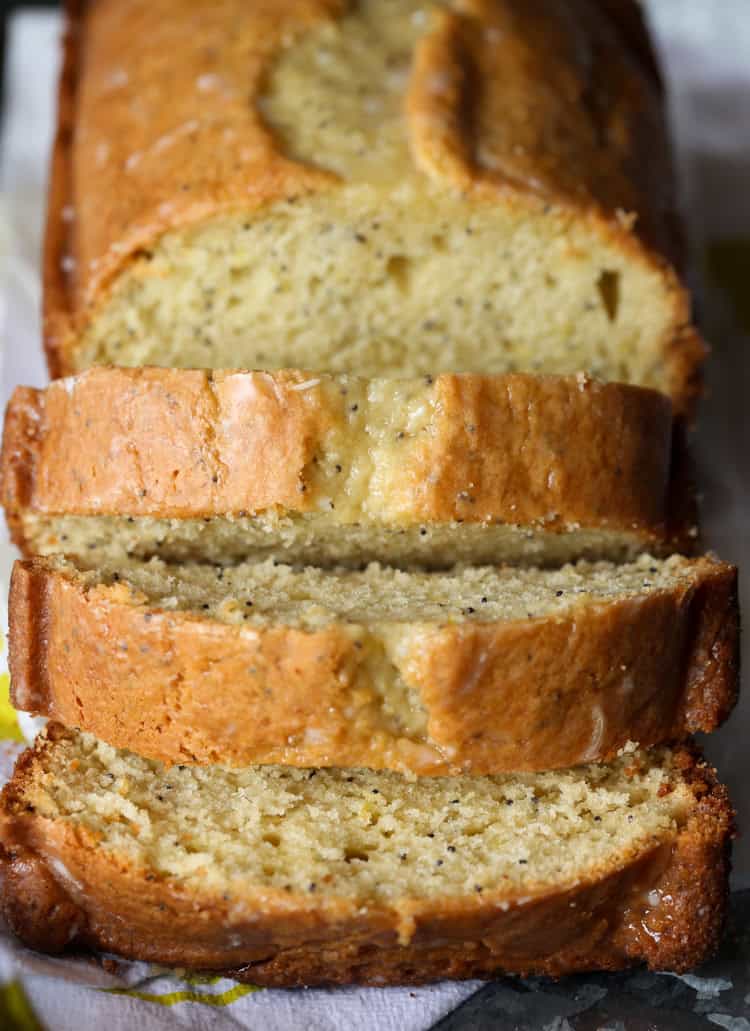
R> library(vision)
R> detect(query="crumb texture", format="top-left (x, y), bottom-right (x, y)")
top-left (64, 552), bottom-right (707, 629)
top-left (0, 733), bottom-right (732, 982)
top-left (49, 0), bottom-right (696, 406)
top-left (22, 731), bottom-right (690, 901)
top-left (20, 513), bottom-right (662, 570)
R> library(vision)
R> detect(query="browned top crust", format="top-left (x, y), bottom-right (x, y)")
top-left (44, 0), bottom-right (703, 409)
top-left (0, 731), bottom-right (734, 983)
top-left (0, 367), bottom-right (685, 555)
top-left (7, 555), bottom-right (739, 775)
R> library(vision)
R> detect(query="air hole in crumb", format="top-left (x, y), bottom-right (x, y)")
top-left (385, 255), bottom-right (412, 294)
top-left (431, 234), bottom-right (447, 253)
top-left (344, 848), bottom-right (370, 863)
top-left (597, 269), bottom-right (620, 321)
top-left (262, 833), bottom-right (281, 847)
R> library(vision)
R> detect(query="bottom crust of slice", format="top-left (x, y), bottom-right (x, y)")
top-left (0, 730), bottom-right (733, 986)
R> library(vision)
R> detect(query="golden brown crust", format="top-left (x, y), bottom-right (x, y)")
top-left (44, 0), bottom-right (704, 411)
top-left (43, 0), bottom-right (339, 379)
top-left (0, 733), bottom-right (733, 983)
top-left (613, 747), bottom-right (735, 973)
top-left (44, 1), bottom-right (81, 381)
top-left (0, 367), bottom-right (687, 553)
top-left (0, 387), bottom-right (44, 554)
top-left (407, 0), bottom-right (671, 242)
top-left (7, 556), bottom-right (739, 774)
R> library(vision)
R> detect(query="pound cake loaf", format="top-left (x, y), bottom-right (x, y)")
top-left (0, 366), bottom-right (690, 568)
top-left (46, 0), bottom-right (703, 410)
top-left (9, 554), bottom-right (738, 774)
top-left (0, 728), bottom-right (733, 984)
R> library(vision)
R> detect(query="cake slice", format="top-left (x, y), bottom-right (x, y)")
top-left (0, 728), bottom-right (733, 984)
top-left (47, 0), bottom-right (703, 413)
top-left (0, 367), bottom-right (690, 569)
top-left (9, 553), bottom-right (738, 774)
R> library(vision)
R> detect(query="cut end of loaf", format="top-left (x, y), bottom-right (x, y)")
top-left (0, 729), bottom-right (733, 981)
top-left (17, 511), bottom-right (669, 571)
top-left (73, 197), bottom-right (683, 396)
top-left (0, 729), bottom-right (712, 901)
top-left (37, 551), bottom-right (730, 631)
top-left (46, 0), bottom-right (702, 409)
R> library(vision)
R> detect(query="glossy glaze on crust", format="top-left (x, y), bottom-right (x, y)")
top-left (0, 733), bottom-right (733, 983)
top-left (0, 367), bottom-right (686, 562)
top-left (44, 0), bottom-right (704, 409)
top-left (7, 555), bottom-right (738, 774)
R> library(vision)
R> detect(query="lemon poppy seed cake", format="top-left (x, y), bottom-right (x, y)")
top-left (46, 0), bottom-right (703, 411)
top-left (8, 553), bottom-right (738, 774)
top-left (0, 729), bottom-right (733, 984)
top-left (0, 366), bottom-right (690, 569)
top-left (0, 0), bottom-right (737, 990)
